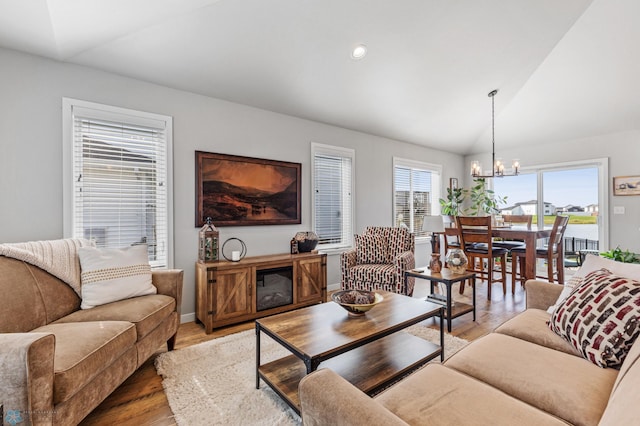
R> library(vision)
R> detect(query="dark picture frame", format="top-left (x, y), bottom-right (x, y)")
top-left (195, 151), bottom-right (301, 227)
top-left (449, 177), bottom-right (458, 191)
top-left (613, 175), bottom-right (640, 196)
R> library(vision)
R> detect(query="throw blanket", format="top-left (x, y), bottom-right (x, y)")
top-left (0, 238), bottom-right (94, 296)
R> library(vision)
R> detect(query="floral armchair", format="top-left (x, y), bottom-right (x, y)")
top-left (341, 227), bottom-right (416, 296)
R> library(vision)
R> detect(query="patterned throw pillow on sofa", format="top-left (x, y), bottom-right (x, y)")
top-left (355, 234), bottom-right (389, 265)
top-left (548, 268), bottom-right (640, 368)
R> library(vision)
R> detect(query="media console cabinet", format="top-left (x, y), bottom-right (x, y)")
top-left (196, 252), bottom-right (327, 333)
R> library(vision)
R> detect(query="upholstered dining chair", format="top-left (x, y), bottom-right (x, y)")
top-left (341, 226), bottom-right (416, 296)
top-left (455, 216), bottom-right (508, 300)
top-left (492, 214), bottom-right (533, 250)
top-left (511, 215), bottom-right (570, 291)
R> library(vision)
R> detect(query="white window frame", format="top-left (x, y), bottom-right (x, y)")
top-left (62, 98), bottom-right (174, 268)
top-left (311, 142), bottom-right (355, 252)
top-left (392, 157), bottom-right (442, 240)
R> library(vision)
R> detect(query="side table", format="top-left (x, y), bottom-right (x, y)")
top-left (405, 267), bottom-right (476, 332)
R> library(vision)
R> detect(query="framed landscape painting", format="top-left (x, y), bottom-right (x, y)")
top-left (195, 151), bottom-right (301, 227)
top-left (613, 175), bottom-right (640, 196)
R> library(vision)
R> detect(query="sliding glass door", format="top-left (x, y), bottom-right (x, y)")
top-left (493, 158), bottom-right (608, 261)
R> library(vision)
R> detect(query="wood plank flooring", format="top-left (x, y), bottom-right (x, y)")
top-left (80, 277), bottom-right (527, 426)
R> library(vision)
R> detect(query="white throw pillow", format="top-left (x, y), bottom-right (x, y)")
top-left (546, 254), bottom-right (640, 313)
top-left (79, 244), bottom-right (156, 309)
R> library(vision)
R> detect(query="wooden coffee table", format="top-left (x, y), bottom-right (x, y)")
top-left (255, 291), bottom-right (443, 414)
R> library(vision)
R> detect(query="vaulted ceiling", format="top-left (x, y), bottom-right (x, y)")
top-left (1, 0), bottom-right (638, 154)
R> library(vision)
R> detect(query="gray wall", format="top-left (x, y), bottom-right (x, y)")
top-left (0, 47), bottom-right (464, 320)
top-left (464, 130), bottom-right (640, 253)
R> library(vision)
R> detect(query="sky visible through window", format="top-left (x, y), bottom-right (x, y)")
top-left (494, 168), bottom-right (598, 208)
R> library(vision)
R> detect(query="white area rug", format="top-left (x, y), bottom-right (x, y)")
top-left (155, 325), bottom-right (469, 426)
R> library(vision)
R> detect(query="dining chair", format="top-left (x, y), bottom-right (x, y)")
top-left (492, 214), bottom-right (533, 250)
top-left (455, 216), bottom-right (508, 300)
top-left (442, 215), bottom-right (461, 251)
top-left (511, 215), bottom-right (570, 292)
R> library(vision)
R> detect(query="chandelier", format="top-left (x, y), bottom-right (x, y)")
top-left (470, 89), bottom-right (520, 178)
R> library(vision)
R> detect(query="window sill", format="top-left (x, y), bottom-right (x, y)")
top-left (317, 246), bottom-right (354, 256)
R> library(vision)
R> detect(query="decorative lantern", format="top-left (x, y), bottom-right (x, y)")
top-left (198, 217), bottom-right (219, 262)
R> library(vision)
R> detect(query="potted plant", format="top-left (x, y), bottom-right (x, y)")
top-left (601, 246), bottom-right (640, 263)
top-left (465, 178), bottom-right (507, 217)
top-left (439, 187), bottom-right (465, 216)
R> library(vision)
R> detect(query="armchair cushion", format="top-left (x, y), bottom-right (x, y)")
top-left (349, 264), bottom-right (395, 287)
top-left (355, 233), bottom-right (388, 265)
top-left (365, 226), bottom-right (414, 263)
top-left (341, 227), bottom-right (415, 296)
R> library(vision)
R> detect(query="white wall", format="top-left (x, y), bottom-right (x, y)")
top-left (464, 130), bottom-right (640, 253)
top-left (0, 47), bottom-right (465, 319)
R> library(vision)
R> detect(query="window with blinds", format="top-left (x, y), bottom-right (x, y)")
top-left (63, 99), bottom-right (173, 268)
top-left (311, 143), bottom-right (354, 249)
top-left (393, 158), bottom-right (442, 238)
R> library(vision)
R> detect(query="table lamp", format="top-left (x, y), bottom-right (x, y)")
top-left (422, 215), bottom-right (445, 272)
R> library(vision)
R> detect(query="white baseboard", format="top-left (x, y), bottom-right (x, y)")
top-left (181, 312), bottom-right (196, 324)
top-left (328, 282), bottom-right (340, 291)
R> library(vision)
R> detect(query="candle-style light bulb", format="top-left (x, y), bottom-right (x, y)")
top-left (512, 159), bottom-right (520, 175)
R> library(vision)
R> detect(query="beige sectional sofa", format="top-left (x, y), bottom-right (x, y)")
top-left (0, 255), bottom-right (183, 425)
top-left (299, 276), bottom-right (639, 425)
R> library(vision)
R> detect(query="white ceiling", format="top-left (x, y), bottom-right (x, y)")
top-left (1, 0), bottom-right (638, 155)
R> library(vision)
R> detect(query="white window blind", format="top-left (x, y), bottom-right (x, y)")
top-left (393, 158), bottom-right (442, 238)
top-left (312, 143), bottom-right (354, 249)
top-left (63, 99), bottom-right (173, 268)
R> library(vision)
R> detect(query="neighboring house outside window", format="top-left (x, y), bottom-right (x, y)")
top-left (393, 158), bottom-right (442, 238)
top-left (311, 143), bottom-right (354, 250)
top-left (63, 98), bottom-right (173, 268)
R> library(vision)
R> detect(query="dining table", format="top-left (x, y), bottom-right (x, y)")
top-left (444, 225), bottom-right (555, 282)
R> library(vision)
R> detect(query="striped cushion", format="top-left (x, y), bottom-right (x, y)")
top-left (79, 244), bottom-right (156, 309)
top-left (548, 268), bottom-right (640, 368)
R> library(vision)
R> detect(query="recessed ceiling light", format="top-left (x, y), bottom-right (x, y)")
top-left (351, 44), bottom-right (367, 60)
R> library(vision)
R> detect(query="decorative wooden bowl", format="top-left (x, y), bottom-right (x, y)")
top-left (331, 290), bottom-right (384, 316)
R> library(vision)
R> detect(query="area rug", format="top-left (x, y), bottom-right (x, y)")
top-left (155, 325), bottom-right (469, 426)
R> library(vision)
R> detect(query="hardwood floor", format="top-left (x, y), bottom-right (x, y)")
top-left (80, 277), bottom-right (527, 425)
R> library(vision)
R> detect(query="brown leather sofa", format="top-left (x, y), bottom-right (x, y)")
top-left (0, 256), bottom-right (183, 425)
top-left (299, 280), bottom-right (639, 425)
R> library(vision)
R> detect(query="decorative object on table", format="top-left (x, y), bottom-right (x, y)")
top-left (422, 215), bottom-right (445, 273)
top-left (470, 89), bottom-right (520, 178)
top-left (445, 248), bottom-right (468, 274)
top-left (195, 151), bottom-right (301, 227)
top-left (290, 237), bottom-right (298, 254)
top-left (613, 175), bottom-right (640, 196)
top-left (198, 217), bottom-right (219, 262)
top-left (331, 290), bottom-right (383, 316)
top-left (221, 237), bottom-right (247, 262)
top-left (294, 231), bottom-right (319, 253)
